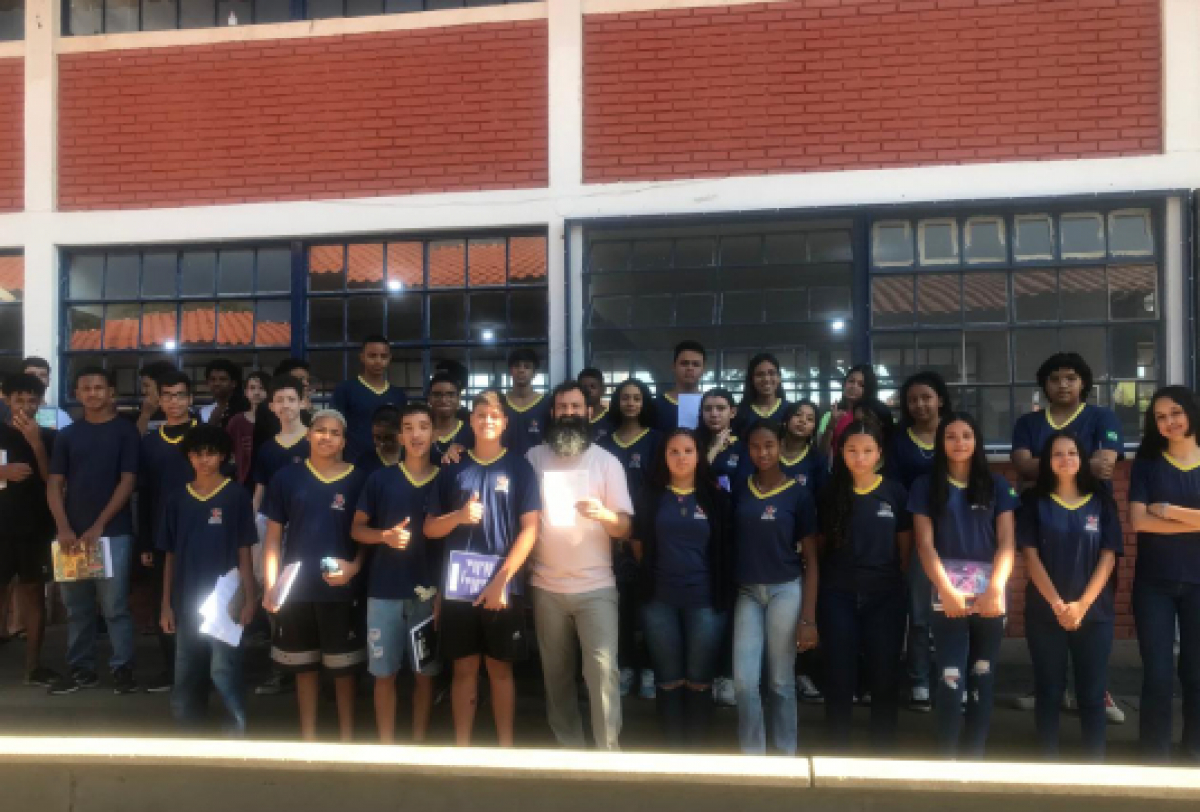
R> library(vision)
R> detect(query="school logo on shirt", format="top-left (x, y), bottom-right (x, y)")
top-left (292, 455), bottom-right (303, 464)
top-left (694, 506), bottom-right (707, 520)
top-left (528, 421), bottom-right (540, 435)
top-left (796, 474), bottom-right (808, 486)
top-left (761, 505), bottom-right (777, 521)
top-left (1106, 431), bottom-right (1119, 442)
top-left (726, 454), bottom-right (740, 468)
top-left (331, 493), bottom-right (347, 511)
top-left (630, 453), bottom-right (642, 469)
top-left (208, 508), bottom-right (223, 525)
top-left (877, 503), bottom-right (894, 519)
top-left (495, 475), bottom-right (510, 494)
top-left (1085, 514), bottom-right (1100, 534)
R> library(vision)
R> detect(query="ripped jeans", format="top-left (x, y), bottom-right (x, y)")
top-left (930, 612), bottom-right (1005, 759)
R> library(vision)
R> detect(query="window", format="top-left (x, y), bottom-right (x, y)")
top-left (64, 0), bottom-right (531, 34)
top-left (0, 254), bottom-right (22, 381)
top-left (585, 220), bottom-right (855, 406)
top-left (0, 0), bottom-right (23, 39)
top-left (869, 207), bottom-right (1162, 446)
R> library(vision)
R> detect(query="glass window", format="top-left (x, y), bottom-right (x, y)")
top-left (218, 250), bottom-right (254, 295)
top-left (871, 275), bottom-right (914, 328)
top-left (720, 235), bottom-right (762, 266)
top-left (675, 238), bottom-right (715, 267)
top-left (677, 293), bottom-right (716, 326)
top-left (962, 273), bottom-right (1007, 323)
top-left (181, 251), bottom-right (217, 296)
top-left (964, 216), bottom-right (1006, 263)
top-left (872, 221), bottom-right (914, 267)
top-left (104, 0), bottom-right (139, 31)
top-left (509, 236), bottom-right (547, 285)
top-left (179, 0), bottom-right (215, 27)
top-left (347, 243), bottom-right (384, 291)
top-left (218, 0), bottom-right (251, 24)
top-left (141, 302), bottom-right (177, 348)
top-left (764, 234), bottom-right (805, 265)
top-left (257, 248), bottom-right (292, 293)
top-left (1109, 209), bottom-right (1154, 257)
top-left (142, 252), bottom-right (177, 297)
top-left (309, 298), bottom-right (345, 345)
top-left (468, 238), bottom-right (507, 286)
top-left (917, 274), bottom-right (960, 326)
top-left (1014, 215), bottom-right (1054, 260)
top-left (347, 295), bottom-right (384, 336)
top-left (918, 219), bottom-right (959, 265)
top-left (1059, 267), bottom-right (1106, 321)
top-left (104, 255), bottom-right (140, 300)
top-left (386, 292), bottom-right (422, 343)
top-left (1109, 264), bottom-right (1156, 320)
top-left (1060, 213), bottom-right (1106, 259)
top-left (309, 245), bottom-right (344, 292)
top-left (253, 0), bottom-right (290, 21)
top-left (429, 240), bottom-right (466, 288)
top-left (69, 0), bottom-right (102, 34)
top-left (69, 254), bottom-right (104, 300)
top-left (0, 0), bottom-right (24, 40)
top-left (1013, 270), bottom-right (1058, 322)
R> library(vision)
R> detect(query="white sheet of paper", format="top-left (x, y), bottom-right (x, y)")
top-left (199, 568), bottom-right (243, 647)
top-left (543, 469), bottom-right (591, 528)
top-left (677, 394), bottom-right (702, 429)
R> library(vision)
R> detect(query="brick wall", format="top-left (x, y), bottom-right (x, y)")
top-left (58, 21), bottom-right (548, 210)
top-left (0, 58), bottom-right (22, 213)
top-left (584, 0), bottom-right (1162, 183)
top-left (996, 461), bottom-right (1136, 640)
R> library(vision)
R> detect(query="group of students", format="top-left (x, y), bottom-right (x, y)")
top-left (0, 337), bottom-right (1198, 764)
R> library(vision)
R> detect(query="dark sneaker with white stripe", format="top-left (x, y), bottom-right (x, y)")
top-left (112, 667), bottom-right (140, 695)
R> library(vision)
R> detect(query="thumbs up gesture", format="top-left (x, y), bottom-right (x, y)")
top-left (461, 492), bottom-right (484, 526)
top-left (383, 517), bottom-right (411, 550)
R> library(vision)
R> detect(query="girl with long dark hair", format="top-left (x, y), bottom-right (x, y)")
top-left (908, 412), bottom-right (1019, 758)
top-left (734, 353), bottom-right (788, 437)
top-left (696, 388), bottom-right (753, 493)
top-left (1017, 431), bottom-right (1122, 761)
top-left (780, 400), bottom-right (826, 496)
top-left (818, 363), bottom-right (878, 458)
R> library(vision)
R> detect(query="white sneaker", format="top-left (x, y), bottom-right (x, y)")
top-left (619, 668), bottom-right (634, 698)
top-left (909, 686), bottom-right (932, 712)
top-left (639, 669), bottom-right (656, 700)
top-left (1061, 690), bottom-right (1076, 712)
top-left (797, 675), bottom-right (823, 703)
top-left (1013, 691), bottom-right (1036, 711)
top-left (1105, 692), bottom-right (1125, 724)
top-left (713, 676), bottom-right (736, 707)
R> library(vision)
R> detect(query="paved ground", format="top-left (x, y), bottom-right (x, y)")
top-left (0, 620), bottom-right (1184, 763)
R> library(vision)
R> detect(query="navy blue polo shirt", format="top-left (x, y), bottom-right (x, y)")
top-left (252, 435), bottom-right (309, 512)
top-left (330, 377), bottom-right (408, 462)
top-left (712, 437), bottom-right (753, 493)
top-left (733, 398), bottom-right (788, 438)
top-left (733, 477), bottom-right (817, 586)
top-left (266, 461), bottom-right (366, 602)
top-left (590, 407), bottom-right (612, 443)
top-left (653, 394), bottom-right (680, 432)
top-left (49, 416), bottom-right (141, 537)
top-left (908, 472), bottom-right (1020, 563)
top-left (0, 423), bottom-right (56, 543)
top-left (433, 420), bottom-right (474, 466)
top-left (1129, 454), bottom-right (1200, 585)
top-left (598, 427), bottom-right (660, 507)
top-left (1012, 403), bottom-right (1124, 463)
top-left (354, 447), bottom-right (398, 479)
top-left (157, 478), bottom-right (255, 612)
top-left (888, 427), bottom-right (937, 489)
top-left (820, 476), bottom-right (911, 594)
top-left (779, 444), bottom-right (826, 496)
top-left (501, 394), bottom-right (550, 459)
top-left (653, 487), bottom-right (713, 608)
top-left (1016, 492), bottom-right (1123, 623)
top-left (357, 462), bottom-right (438, 600)
top-left (139, 421), bottom-right (200, 551)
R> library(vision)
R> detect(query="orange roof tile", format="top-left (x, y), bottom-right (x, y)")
top-left (429, 241), bottom-right (465, 287)
top-left (510, 236), bottom-right (547, 283)
top-left (347, 244), bottom-right (384, 286)
top-left (70, 312), bottom-right (290, 351)
top-left (468, 238), bottom-right (506, 286)
top-left (387, 242), bottom-right (423, 288)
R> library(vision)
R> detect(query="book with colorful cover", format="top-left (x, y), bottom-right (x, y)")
top-left (932, 559), bottom-right (993, 612)
top-left (51, 537), bottom-right (113, 582)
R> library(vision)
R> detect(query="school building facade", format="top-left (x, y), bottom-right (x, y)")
top-left (0, 0), bottom-right (1197, 635)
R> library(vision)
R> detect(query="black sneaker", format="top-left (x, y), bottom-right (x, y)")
top-left (144, 672), bottom-right (173, 693)
top-left (48, 673), bottom-right (82, 695)
top-left (112, 667), bottom-right (140, 695)
top-left (73, 668), bottom-right (100, 689)
top-left (255, 671), bottom-right (294, 696)
top-left (24, 667), bottom-right (61, 688)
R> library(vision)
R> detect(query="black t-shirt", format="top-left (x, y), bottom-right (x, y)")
top-left (0, 423), bottom-right (56, 543)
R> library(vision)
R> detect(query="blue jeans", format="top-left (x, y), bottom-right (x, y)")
top-left (907, 562), bottom-right (934, 690)
top-left (1133, 577), bottom-right (1200, 763)
top-left (733, 580), bottom-right (801, 755)
top-left (641, 600), bottom-right (727, 686)
top-left (930, 612), bottom-right (1005, 758)
top-left (817, 585), bottom-right (906, 752)
top-left (1025, 611), bottom-right (1112, 761)
top-left (61, 534), bottom-right (135, 673)
top-left (172, 614), bottom-right (246, 735)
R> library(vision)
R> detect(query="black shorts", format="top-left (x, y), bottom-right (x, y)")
top-left (271, 599), bottom-right (367, 675)
top-left (0, 540), bottom-right (52, 585)
top-left (438, 594), bottom-right (529, 663)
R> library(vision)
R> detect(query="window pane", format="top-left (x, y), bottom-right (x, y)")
top-left (104, 255), bottom-right (140, 300)
top-left (0, 255), bottom-right (21, 302)
top-left (918, 219), bottom-right (958, 265)
top-left (69, 0), bottom-right (102, 34)
top-left (0, 303), bottom-right (20, 353)
top-left (108, 354), bottom-right (143, 400)
top-left (468, 238), bottom-right (507, 286)
top-left (1111, 323), bottom-right (1157, 381)
top-left (387, 242), bottom-right (425, 291)
top-left (141, 302), bottom-right (177, 349)
top-left (1109, 264), bottom-right (1157, 320)
top-left (307, 351), bottom-right (345, 403)
top-left (1012, 328), bottom-right (1057, 381)
top-left (142, 252), bottom-right (177, 297)
top-left (1014, 215), bottom-right (1054, 260)
top-left (429, 293), bottom-right (466, 340)
top-left (590, 296), bottom-right (629, 329)
top-left (675, 238), bottom-right (716, 267)
top-left (347, 296), bottom-right (385, 338)
top-left (1060, 213), bottom-right (1105, 259)
top-left (257, 248), bottom-right (292, 293)
top-left (808, 231), bottom-right (853, 263)
top-left (962, 273), bottom-right (1007, 323)
top-left (721, 290), bottom-right (762, 324)
top-left (347, 243), bottom-right (384, 291)
top-left (470, 292), bottom-right (507, 342)
top-left (253, 0), bottom-right (290, 20)
top-left (143, 0), bottom-right (178, 30)
top-left (872, 221), bottom-right (913, 267)
top-left (632, 294), bottom-right (673, 328)
top-left (101, 303), bottom-right (138, 350)
top-left (871, 275), bottom-right (914, 327)
top-left (179, 0), bottom-right (215, 27)
top-left (104, 0), bottom-right (137, 29)
top-left (678, 293), bottom-right (716, 326)
top-left (1013, 270), bottom-right (1057, 321)
top-left (1059, 326), bottom-right (1107, 379)
top-left (1109, 210), bottom-right (1154, 257)
top-left (309, 299), bottom-right (345, 345)
top-left (810, 286), bottom-right (851, 320)
top-left (872, 332), bottom-right (917, 389)
top-left (964, 330), bottom-right (1009, 383)
top-left (180, 301), bottom-right (216, 346)
top-left (429, 241), bottom-right (465, 288)
top-left (954, 386), bottom-right (1012, 447)
top-left (345, 0), bottom-right (381, 14)
top-left (508, 236), bottom-right (547, 285)
top-left (588, 242), bottom-right (630, 273)
top-left (964, 216), bottom-right (1006, 263)
top-left (309, 245), bottom-right (344, 292)
top-left (764, 289), bottom-right (807, 324)
top-left (720, 235), bottom-right (762, 266)
top-left (68, 305), bottom-right (103, 351)
top-left (181, 251), bottom-right (216, 296)
top-left (217, 300), bottom-right (255, 346)
top-left (308, 0), bottom-right (343, 17)
top-left (69, 254), bottom-right (104, 300)
top-left (631, 240), bottom-right (673, 271)
top-left (0, 0), bottom-right (24, 39)
top-left (916, 274), bottom-right (960, 326)
top-left (386, 293), bottom-right (423, 343)
top-left (916, 332), bottom-right (962, 383)
top-left (256, 300), bottom-right (291, 347)
top-left (764, 234), bottom-right (805, 265)
top-left (217, 0), bottom-right (250, 24)
top-left (218, 250), bottom-right (254, 296)
top-left (1059, 267), bottom-right (1107, 321)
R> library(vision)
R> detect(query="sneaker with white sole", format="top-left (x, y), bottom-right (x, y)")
top-left (909, 686), bottom-right (932, 712)
top-left (639, 669), bottom-right (656, 700)
top-left (619, 667), bottom-right (635, 698)
top-left (713, 676), bottom-right (736, 707)
top-left (1104, 692), bottom-right (1125, 724)
top-left (1061, 690), bottom-right (1076, 712)
top-left (797, 675), bottom-right (823, 704)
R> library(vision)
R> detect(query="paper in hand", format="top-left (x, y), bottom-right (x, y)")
top-left (199, 568), bottom-right (243, 647)
top-left (543, 469), bottom-right (590, 528)
top-left (677, 394), bottom-right (702, 429)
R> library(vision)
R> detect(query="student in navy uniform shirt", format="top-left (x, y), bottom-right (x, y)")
top-left (263, 410), bottom-right (368, 742)
top-left (251, 375), bottom-right (310, 517)
top-left (889, 372), bottom-right (951, 713)
top-left (355, 405), bottom-right (402, 478)
top-left (1017, 432), bottom-right (1122, 761)
top-left (330, 335), bottom-right (408, 463)
top-left (424, 389), bottom-right (541, 748)
top-left (599, 377), bottom-right (661, 700)
top-left (1128, 386), bottom-right (1200, 763)
top-left (158, 425), bottom-right (257, 735)
top-left (578, 367), bottom-right (611, 443)
top-left (46, 367), bottom-right (142, 696)
top-left (632, 429), bottom-right (733, 749)
top-left (352, 404), bottom-right (441, 744)
top-left (500, 347), bottom-right (550, 459)
top-left (910, 412), bottom-right (1019, 759)
top-left (731, 420), bottom-right (818, 756)
top-left (817, 420), bottom-right (911, 751)
top-left (698, 388), bottom-right (752, 494)
top-left (779, 400), bottom-right (826, 497)
top-left (0, 373), bottom-right (59, 687)
top-left (428, 373), bottom-right (474, 464)
top-left (653, 340), bottom-right (707, 432)
top-left (733, 353), bottom-right (789, 438)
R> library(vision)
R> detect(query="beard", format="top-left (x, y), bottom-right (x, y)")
top-left (546, 416), bottom-right (591, 457)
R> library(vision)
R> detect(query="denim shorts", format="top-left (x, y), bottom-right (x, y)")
top-left (367, 597), bottom-right (441, 678)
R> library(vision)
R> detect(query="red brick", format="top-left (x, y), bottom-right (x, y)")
top-left (0, 59), bottom-right (21, 213)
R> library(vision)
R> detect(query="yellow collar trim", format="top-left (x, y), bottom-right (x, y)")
top-left (187, 478), bottom-right (230, 502)
top-left (750, 477), bottom-right (795, 500)
top-left (305, 460), bottom-right (354, 484)
top-left (1050, 493), bottom-right (1093, 511)
top-left (590, 407), bottom-right (609, 424)
top-left (613, 427), bottom-right (650, 449)
top-left (664, 393), bottom-right (679, 406)
top-left (907, 427), bottom-right (935, 451)
top-left (358, 375), bottom-right (390, 396)
top-left (400, 462), bottom-right (438, 488)
top-left (667, 485), bottom-right (694, 496)
top-left (505, 393), bottom-right (544, 413)
top-left (948, 476), bottom-right (968, 489)
top-left (468, 448), bottom-right (507, 466)
top-left (1164, 452), bottom-right (1200, 472)
top-left (780, 445), bottom-right (810, 467)
top-left (1046, 403), bottom-right (1087, 430)
top-left (159, 419), bottom-right (197, 444)
top-left (275, 433), bottom-right (306, 450)
top-left (853, 475), bottom-right (883, 495)
top-left (437, 420), bottom-right (464, 444)
top-left (751, 400), bottom-right (782, 418)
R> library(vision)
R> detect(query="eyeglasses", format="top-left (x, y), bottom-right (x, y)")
top-left (160, 392), bottom-right (190, 401)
